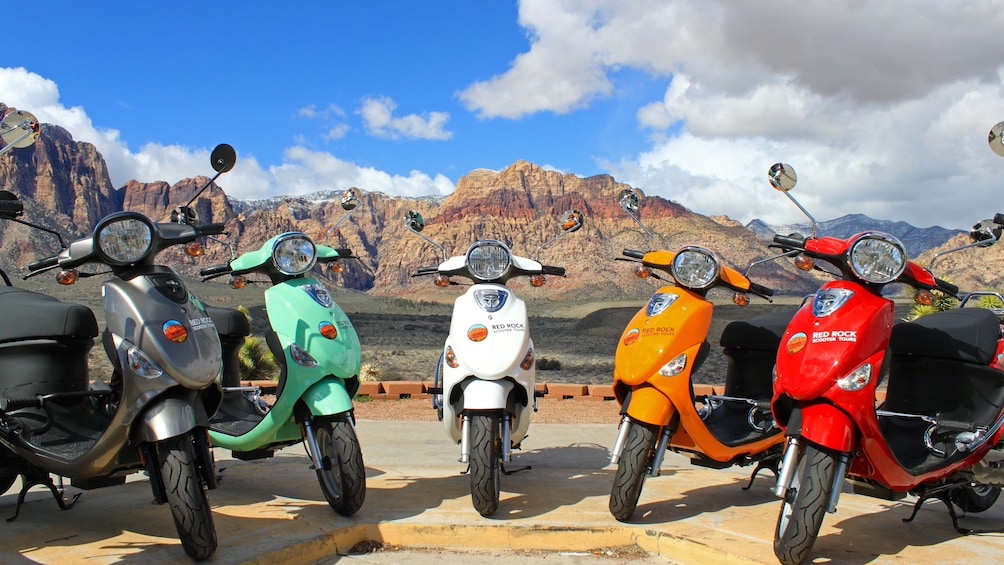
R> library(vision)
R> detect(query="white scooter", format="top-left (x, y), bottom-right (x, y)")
top-left (404, 208), bottom-right (583, 516)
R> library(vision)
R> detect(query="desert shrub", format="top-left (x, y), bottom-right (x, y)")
top-left (360, 362), bottom-right (382, 382)
top-left (537, 357), bottom-right (562, 371)
top-left (235, 305), bottom-right (279, 380)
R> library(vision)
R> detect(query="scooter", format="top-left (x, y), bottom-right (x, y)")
top-left (403, 208), bottom-right (583, 516)
top-left (767, 152), bottom-right (1004, 564)
top-left (607, 187), bottom-right (794, 521)
top-left (198, 188), bottom-right (366, 516)
top-left (0, 140), bottom-right (235, 560)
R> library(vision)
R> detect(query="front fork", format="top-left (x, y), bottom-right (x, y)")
top-left (609, 415), bottom-right (671, 478)
top-left (460, 413), bottom-right (513, 464)
top-left (773, 436), bottom-right (851, 513)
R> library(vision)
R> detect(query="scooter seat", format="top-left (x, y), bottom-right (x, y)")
top-left (719, 308), bottom-right (798, 351)
top-left (0, 286), bottom-right (98, 342)
top-left (890, 308), bottom-right (1000, 365)
top-left (205, 306), bottom-right (251, 338)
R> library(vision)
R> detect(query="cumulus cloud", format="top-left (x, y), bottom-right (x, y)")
top-left (0, 67), bottom-right (453, 201)
top-left (359, 96), bottom-right (453, 140)
top-left (463, 0), bottom-right (1004, 228)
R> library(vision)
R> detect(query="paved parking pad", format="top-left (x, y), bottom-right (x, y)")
top-left (2, 421), bottom-right (1003, 564)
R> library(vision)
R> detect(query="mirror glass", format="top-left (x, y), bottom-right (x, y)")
top-left (618, 188), bottom-right (643, 215)
top-left (341, 188), bottom-right (360, 211)
top-left (560, 209), bottom-right (585, 233)
top-left (210, 144), bottom-right (237, 173)
top-left (989, 121), bottom-right (1004, 158)
top-left (405, 210), bottom-right (425, 232)
top-left (768, 163), bottom-right (797, 192)
top-left (1, 110), bottom-right (40, 149)
top-left (970, 219), bottom-right (1001, 244)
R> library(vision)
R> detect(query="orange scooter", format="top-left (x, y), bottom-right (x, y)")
top-left (607, 187), bottom-right (796, 521)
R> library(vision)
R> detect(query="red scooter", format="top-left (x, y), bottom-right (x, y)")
top-left (766, 155), bottom-right (1004, 564)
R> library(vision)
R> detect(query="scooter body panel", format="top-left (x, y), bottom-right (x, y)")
top-left (208, 278), bottom-right (359, 452)
top-left (442, 284), bottom-right (534, 444)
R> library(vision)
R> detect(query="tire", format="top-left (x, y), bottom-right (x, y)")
top-left (159, 434), bottom-right (217, 561)
top-left (314, 418), bottom-right (367, 516)
top-left (952, 484), bottom-right (1001, 513)
top-left (469, 413), bottom-right (501, 517)
top-left (773, 443), bottom-right (839, 565)
top-left (608, 420), bottom-right (659, 522)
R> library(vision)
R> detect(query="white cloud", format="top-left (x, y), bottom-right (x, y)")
top-left (359, 96), bottom-right (453, 140)
top-left (0, 67), bottom-right (453, 202)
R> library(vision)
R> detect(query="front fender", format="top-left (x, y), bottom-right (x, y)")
top-left (788, 401), bottom-right (857, 453)
top-left (458, 378), bottom-right (514, 410)
top-left (134, 391), bottom-right (210, 443)
top-left (301, 376), bottom-right (354, 416)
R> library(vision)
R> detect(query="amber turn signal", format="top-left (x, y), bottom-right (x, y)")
top-left (434, 275), bottom-right (450, 287)
top-left (185, 241), bottom-right (205, 257)
top-left (914, 289), bottom-right (935, 306)
top-left (732, 292), bottom-right (750, 306)
top-left (56, 269), bottom-right (78, 285)
top-left (229, 276), bottom-right (247, 289)
top-left (329, 262), bottom-right (344, 273)
top-left (794, 254), bottom-right (815, 271)
top-left (634, 265), bottom-right (652, 278)
top-left (530, 274), bottom-right (546, 287)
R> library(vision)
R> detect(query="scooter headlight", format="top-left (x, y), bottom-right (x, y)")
top-left (96, 213), bottom-right (153, 265)
top-left (272, 233), bottom-right (317, 275)
top-left (847, 232), bottom-right (906, 284)
top-left (671, 246), bottom-right (719, 289)
top-left (466, 240), bottom-right (511, 281)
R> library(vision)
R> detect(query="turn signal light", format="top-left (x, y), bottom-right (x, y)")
top-left (434, 275), bottom-right (450, 287)
top-left (56, 269), bottom-right (78, 285)
top-left (794, 254), bottom-right (814, 271)
top-left (634, 265), bottom-right (652, 278)
top-left (445, 346), bottom-right (459, 368)
top-left (229, 276), bottom-right (247, 289)
top-left (530, 274), bottom-right (546, 287)
top-left (520, 348), bottom-right (534, 370)
top-left (185, 241), bottom-right (205, 257)
top-left (733, 292), bottom-right (750, 306)
top-left (329, 262), bottom-right (344, 273)
top-left (915, 289), bottom-right (935, 306)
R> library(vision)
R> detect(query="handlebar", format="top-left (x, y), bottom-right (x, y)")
top-left (772, 234), bottom-right (807, 249)
top-left (748, 282), bottom-right (775, 297)
top-left (0, 397), bottom-right (40, 413)
top-left (28, 256), bottom-right (59, 272)
top-left (935, 277), bottom-right (959, 297)
top-left (415, 266), bottom-right (439, 275)
top-left (541, 265), bottom-right (565, 276)
top-left (199, 264), bottom-right (232, 277)
top-left (198, 223), bottom-right (227, 236)
top-left (622, 249), bottom-right (646, 259)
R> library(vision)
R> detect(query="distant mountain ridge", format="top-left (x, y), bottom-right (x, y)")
top-left (746, 214), bottom-right (964, 258)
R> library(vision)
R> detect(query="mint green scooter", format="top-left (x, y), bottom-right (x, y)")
top-left (200, 189), bottom-right (365, 515)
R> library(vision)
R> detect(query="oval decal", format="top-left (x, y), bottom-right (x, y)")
top-left (467, 324), bottom-right (488, 342)
top-left (622, 328), bottom-right (640, 346)
top-left (785, 332), bottom-right (807, 354)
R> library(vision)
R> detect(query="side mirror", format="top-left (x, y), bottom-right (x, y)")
top-left (970, 219), bottom-right (1001, 245)
top-left (990, 121), bottom-right (1004, 157)
top-left (0, 110), bottom-right (40, 157)
top-left (618, 188), bottom-right (642, 215)
top-left (768, 163), bottom-right (797, 192)
top-left (210, 143), bottom-right (237, 173)
top-left (0, 190), bottom-right (24, 219)
top-left (341, 188), bottom-right (360, 211)
top-left (405, 210), bottom-right (426, 233)
top-left (559, 209), bottom-right (584, 233)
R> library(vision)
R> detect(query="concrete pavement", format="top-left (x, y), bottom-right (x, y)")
top-left (2, 420), bottom-right (1004, 564)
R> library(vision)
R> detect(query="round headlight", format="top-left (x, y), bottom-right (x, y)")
top-left (97, 216), bottom-right (153, 265)
top-left (466, 240), bottom-right (512, 281)
top-left (272, 233), bottom-right (317, 275)
top-left (847, 232), bottom-right (906, 284)
top-left (671, 246), bottom-right (720, 289)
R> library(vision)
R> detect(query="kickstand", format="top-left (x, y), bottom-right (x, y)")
top-left (741, 460), bottom-right (779, 491)
top-left (7, 471), bottom-right (81, 522)
top-left (903, 491), bottom-right (1004, 535)
top-left (502, 463), bottom-right (531, 475)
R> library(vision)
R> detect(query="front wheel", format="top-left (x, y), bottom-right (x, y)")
top-left (314, 418), bottom-right (367, 516)
top-left (159, 434), bottom-right (217, 561)
top-left (608, 420), bottom-right (659, 522)
top-left (773, 442), bottom-right (839, 565)
top-left (469, 413), bottom-right (501, 517)
top-left (952, 484), bottom-right (1001, 513)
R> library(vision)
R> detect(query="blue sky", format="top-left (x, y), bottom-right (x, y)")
top-left (5, 1), bottom-right (1004, 230)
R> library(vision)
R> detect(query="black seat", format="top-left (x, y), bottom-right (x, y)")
top-left (719, 308), bottom-right (797, 351)
top-left (0, 287), bottom-right (98, 342)
top-left (890, 308), bottom-right (1000, 365)
top-left (205, 306), bottom-right (251, 338)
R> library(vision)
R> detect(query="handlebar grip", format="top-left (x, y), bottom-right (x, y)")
top-left (935, 277), bottom-right (959, 296)
top-left (772, 234), bottom-right (807, 248)
top-left (334, 248), bottom-right (354, 257)
top-left (937, 419), bottom-right (978, 433)
top-left (0, 199), bottom-right (23, 215)
top-left (199, 264), bottom-right (232, 277)
top-left (415, 266), bottom-right (439, 275)
top-left (0, 397), bottom-right (40, 412)
top-left (28, 256), bottom-right (59, 272)
top-left (622, 249), bottom-right (646, 259)
top-left (542, 265), bottom-right (566, 276)
top-left (748, 282), bottom-right (775, 297)
top-left (198, 223), bottom-right (227, 236)
top-left (994, 213), bottom-right (1004, 225)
